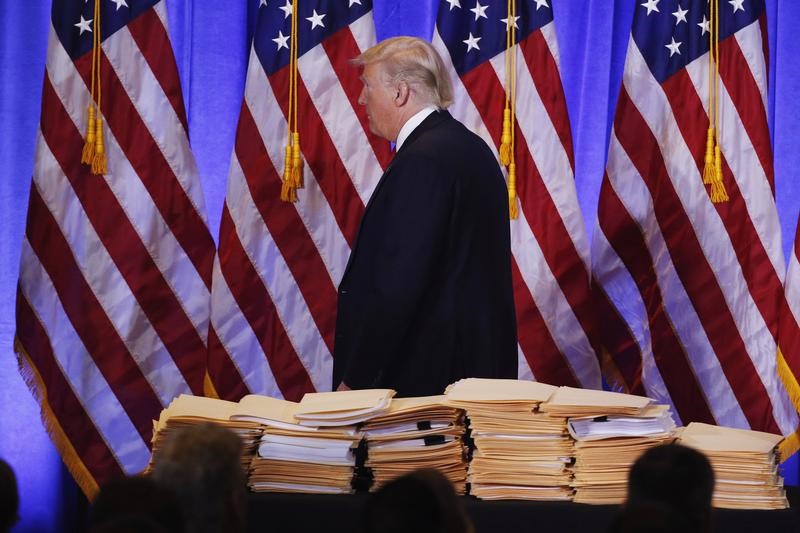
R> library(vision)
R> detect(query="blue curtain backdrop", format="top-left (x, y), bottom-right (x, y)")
top-left (1, 1), bottom-right (799, 530)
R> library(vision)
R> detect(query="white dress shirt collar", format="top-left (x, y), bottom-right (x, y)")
top-left (395, 106), bottom-right (437, 152)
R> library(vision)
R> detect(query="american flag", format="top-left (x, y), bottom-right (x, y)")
top-left (593, 0), bottom-right (800, 441)
top-left (207, 0), bottom-right (389, 401)
top-left (433, 0), bottom-right (602, 388)
top-left (15, 0), bottom-right (214, 496)
top-left (781, 214), bottom-right (800, 425)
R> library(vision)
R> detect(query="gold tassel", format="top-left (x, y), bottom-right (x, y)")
top-left (702, 127), bottom-right (715, 184)
top-left (282, 144), bottom-right (292, 182)
top-left (502, 0), bottom-right (518, 220)
top-left (508, 162), bottom-right (518, 220)
top-left (82, 106), bottom-right (97, 164)
top-left (280, 0), bottom-right (301, 202)
top-left (84, 0), bottom-right (106, 175)
top-left (709, 145), bottom-right (728, 203)
top-left (91, 116), bottom-right (107, 175)
top-left (499, 108), bottom-right (512, 166)
top-left (291, 131), bottom-right (304, 189)
top-left (710, 180), bottom-right (729, 203)
top-left (281, 180), bottom-right (297, 203)
top-left (280, 145), bottom-right (295, 202)
top-left (704, 0), bottom-right (728, 204)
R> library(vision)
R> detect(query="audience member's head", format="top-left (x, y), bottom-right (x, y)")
top-left (0, 459), bottom-right (19, 533)
top-left (626, 443), bottom-right (715, 533)
top-left (88, 475), bottom-right (183, 533)
top-left (364, 469), bottom-right (472, 533)
top-left (606, 501), bottom-right (691, 533)
top-left (150, 423), bottom-right (246, 533)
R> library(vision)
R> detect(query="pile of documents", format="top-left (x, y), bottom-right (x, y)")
top-left (540, 387), bottom-right (675, 505)
top-left (445, 378), bottom-right (574, 500)
top-left (232, 394), bottom-right (360, 494)
top-left (233, 390), bottom-right (395, 494)
top-left (148, 394), bottom-right (264, 473)
top-left (146, 385), bottom-right (791, 510)
top-left (678, 422), bottom-right (788, 510)
top-left (362, 396), bottom-right (467, 493)
top-left (293, 389), bottom-right (395, 426)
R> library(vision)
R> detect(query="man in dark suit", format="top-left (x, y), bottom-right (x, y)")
top-left (333, 36), bottom-right (517, 397)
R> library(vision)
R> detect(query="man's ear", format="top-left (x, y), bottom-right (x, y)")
top-left (394, 82), bottom-right (411, 107)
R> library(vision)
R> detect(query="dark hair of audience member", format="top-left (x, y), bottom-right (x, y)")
top-left (150, 422), bottom-right (247, 533)
top-left (363, 468), bottom-right (473, 533)
top-left (0, 459), bottom-right (19, 533)
top-left (88, 475), bottom-right (183, 533)
top-left (606, 501), bottom-right (692, 533)
top-left (626, 443), bottom-right (715, 533)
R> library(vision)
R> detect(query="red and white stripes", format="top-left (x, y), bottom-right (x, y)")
top-left (16, 2), bottom-right (214, 495)
top-left (780, 216), bottom-right (800, 423)
top-left (594, 16), bottom-right (799, 438)
top-left (208, 12), bottom-right (386, 401)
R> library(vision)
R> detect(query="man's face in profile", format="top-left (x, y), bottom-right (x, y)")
top-left (358, 62), bottom-right (398, 141)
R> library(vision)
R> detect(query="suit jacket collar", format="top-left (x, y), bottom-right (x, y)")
top-left (394, 109), bottom-right (451, 159)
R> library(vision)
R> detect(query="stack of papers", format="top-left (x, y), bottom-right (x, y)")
top-left (148, 395), bottom-right (264, 473)
top-left (230, 394), bottom-right (302, 430)
top-left (362, 396), bottom-right (467, 493)
top-left (445, 378), bottom-right (573, 500)
top-left (678, 423), bottom-right (788, 510)
top-left (232, 394), bottom-right (362, 494)
top-left (249, 430), bottom-right (361, 494)
top-left (539, 386), bottom-right (653, 417)
top-left (567, 406), bottom-right (675, 441)
top-left (445, 378), bottom-right (558, 412)
top-left (293, 389), bottom-right (395, 426)
top-left (541, 388), bottom-right (676, 505)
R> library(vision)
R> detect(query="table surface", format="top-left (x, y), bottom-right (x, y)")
top-left (247, 489), bottom-right (800, 533)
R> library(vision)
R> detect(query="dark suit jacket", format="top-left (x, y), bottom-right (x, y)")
top-left (333, 110), bottom-right (517, 397)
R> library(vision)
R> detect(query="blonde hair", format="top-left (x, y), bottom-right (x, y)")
top-left (353, 36), bottom-right (454, 109)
